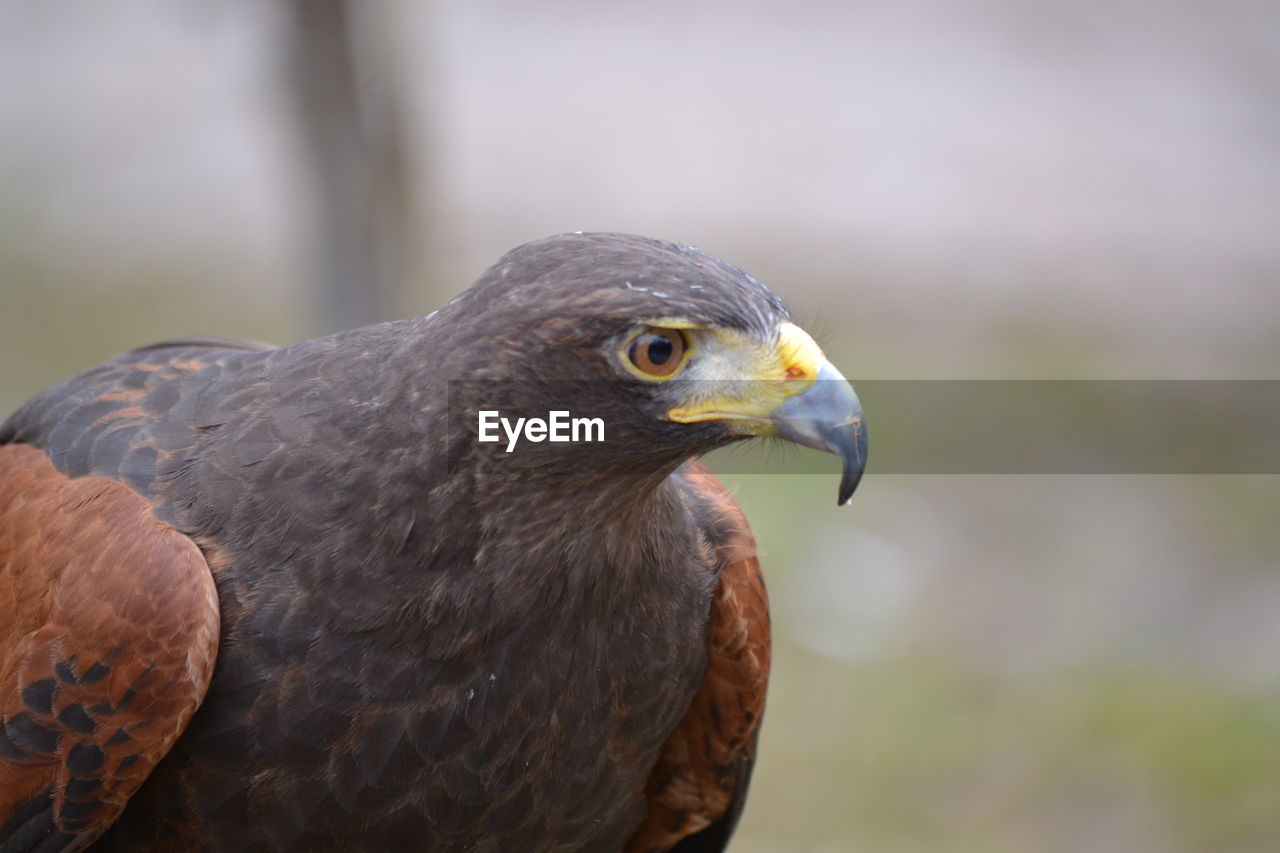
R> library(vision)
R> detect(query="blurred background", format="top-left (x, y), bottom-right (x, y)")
top-left (2, 1), bottom-right (1278, 850)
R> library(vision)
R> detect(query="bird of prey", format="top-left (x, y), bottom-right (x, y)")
top-left (0, 233), bottom-right (865, 852)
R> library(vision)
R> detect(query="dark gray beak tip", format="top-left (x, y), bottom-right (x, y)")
top-left (836, 419), bottom-right (868, 506)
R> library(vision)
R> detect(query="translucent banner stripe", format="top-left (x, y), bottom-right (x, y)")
top-left (446, 381), bottom-right (1280, 475)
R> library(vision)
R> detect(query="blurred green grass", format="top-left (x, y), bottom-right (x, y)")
top-left (721, 471), bottom-right (1280, 851)
top-left (737, 645), bottom-right (1280, 853)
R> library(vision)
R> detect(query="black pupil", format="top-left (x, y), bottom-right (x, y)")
top-left (646, 335), bottom-right (673, 365)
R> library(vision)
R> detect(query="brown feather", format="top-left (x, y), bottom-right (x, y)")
top-left (628, 465), bottom-right (771, 852)
top-left (0, 444), bottom-right (220, 848)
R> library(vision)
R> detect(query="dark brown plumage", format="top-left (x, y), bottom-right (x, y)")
top-left (0, 233), bottom-right (864, 852)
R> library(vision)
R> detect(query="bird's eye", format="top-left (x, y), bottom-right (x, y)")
top-left (625, 328), bottom-right (688, 379)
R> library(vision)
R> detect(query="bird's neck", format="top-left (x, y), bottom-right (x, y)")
top-left (348, 458), bottom-right (698, 635)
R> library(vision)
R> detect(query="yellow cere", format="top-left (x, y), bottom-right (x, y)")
top-left (665, 322), bottom-right (828, 434)
top-left (774, 322), bottom-right (823, 389)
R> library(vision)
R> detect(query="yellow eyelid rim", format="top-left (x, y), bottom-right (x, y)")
top-left (618, 323), bottom-right (698, 382)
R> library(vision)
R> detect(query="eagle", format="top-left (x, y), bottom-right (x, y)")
top-left (0, 233), bottom-right (865, 852)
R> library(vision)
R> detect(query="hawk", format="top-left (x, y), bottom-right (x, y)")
top-left (0, 233), bottom-right (865, 851)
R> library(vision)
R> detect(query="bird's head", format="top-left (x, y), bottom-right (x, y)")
top-left (431, 232), bottom-right (866, 505)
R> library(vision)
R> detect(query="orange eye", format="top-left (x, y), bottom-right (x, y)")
top-left (626, 328), bottom-right (687, 378)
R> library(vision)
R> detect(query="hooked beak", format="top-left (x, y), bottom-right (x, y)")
top-left (666, 322), bottom-right (867, 506)
top-left (769, 360), bottom-right (866, 505)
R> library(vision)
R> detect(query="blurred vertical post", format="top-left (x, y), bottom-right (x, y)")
top-left (282, 0), bottom-right (420, 335)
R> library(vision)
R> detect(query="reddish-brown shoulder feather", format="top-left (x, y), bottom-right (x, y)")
top-left (0, 444), bottom-right (220, 851)
top-left (627, 467), bottom-right (771, 852)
